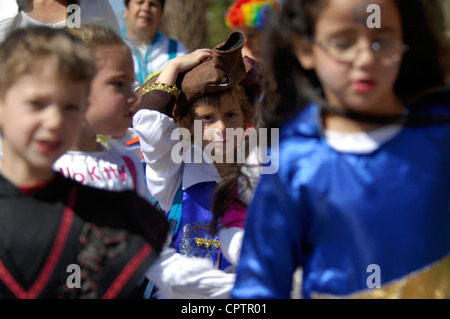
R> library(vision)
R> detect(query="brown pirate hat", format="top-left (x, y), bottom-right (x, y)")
top-left (139, 31), bottom-right (260, 122)
top-left (179, 31), bottom-right (249, 101)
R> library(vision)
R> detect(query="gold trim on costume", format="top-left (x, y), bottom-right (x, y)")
top-left (195, 238), bottom-right (220, 249)
top-left (141, 82), bottom-right (181, 99)
top-left (311, 254), bottom-right (450, 299)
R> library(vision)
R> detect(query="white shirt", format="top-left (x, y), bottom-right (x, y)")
top-left (324, 124), bottom-right (403, 154)
top-left (53, 138), bottom-right (152, 202)
top-left (133, 109), bottom-right (222, 212)
top-left (133, 108), bottom-right (265, 271)
top-left (0, 0), bottom-right (120, 43)
top-left (0, 0), bottom-right (18, 21)
top-left (123, 31), bottom-right (189, 84)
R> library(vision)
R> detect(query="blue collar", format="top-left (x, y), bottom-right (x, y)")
top-left (280, 103), bottom-right (324, 140)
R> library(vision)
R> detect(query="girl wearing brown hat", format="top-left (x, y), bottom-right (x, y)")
top-left (133, 31), bottom-right (261, 280)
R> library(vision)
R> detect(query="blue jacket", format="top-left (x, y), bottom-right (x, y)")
top-left (232, 96), bottom-right (450, 298)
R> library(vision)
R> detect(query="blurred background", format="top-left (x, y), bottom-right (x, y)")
top-left (109, 0), bottom-right (450, 52)
top-left (1, 1), bottom-right (448, 49)
top-left (109, 0), bottom-right (235, 51)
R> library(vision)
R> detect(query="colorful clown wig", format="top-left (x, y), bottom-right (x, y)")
top-left (225, 0), bottom-right (280, 31)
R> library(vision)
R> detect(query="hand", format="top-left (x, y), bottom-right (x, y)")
top-left (157, 49), bottom-right (213, 85)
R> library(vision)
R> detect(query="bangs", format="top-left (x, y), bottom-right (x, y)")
top-left (0, 27), bottom-right (96, 97)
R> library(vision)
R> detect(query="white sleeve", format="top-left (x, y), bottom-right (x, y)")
top-left (127, 147), bottom-right (154, 203)
top-left (0, 1), bottom-right (17, 21)
top-left (145, 246), bottom-right (236, 299)
top-left (133, 109), bottom-right (183, 212)
top-left (0, 17), bottom-right (14, 44)
top-left (219, 227), bottom-right (244, 266)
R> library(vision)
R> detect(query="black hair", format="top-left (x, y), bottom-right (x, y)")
top-left (258, 0), bottom-right (450, 131)
top-left (209, 143), bottom-right (255, 237)
top-left (124, 0), bottom-right (165, 9)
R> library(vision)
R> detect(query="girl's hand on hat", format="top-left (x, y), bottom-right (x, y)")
top-left (178, 49), bottom-right (213, 72)
top-left (157, 49), bottom-right (213, 85)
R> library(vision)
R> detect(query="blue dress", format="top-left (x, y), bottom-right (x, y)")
top-left (167, 182), bottom-right (231, 271)
top-left (232, 99), bottom-right (450, 298)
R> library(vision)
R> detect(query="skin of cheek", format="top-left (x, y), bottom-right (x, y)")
top-left (315, 60), bottom-right (348, 107)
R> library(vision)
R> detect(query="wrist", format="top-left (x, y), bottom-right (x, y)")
top-left (141, 82), bottom-right (180, 99)
top-left (157, 59), bottom-right (180, 84)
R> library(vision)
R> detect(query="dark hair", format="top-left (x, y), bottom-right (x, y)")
top-left (209, 151), bottom-right (253, 237)
top-left (124, 0), bottom-right (165, 9)
top-left (258, 0), bottom-right (450, 131)
top-left (207, 85), bottom-right (258, 236)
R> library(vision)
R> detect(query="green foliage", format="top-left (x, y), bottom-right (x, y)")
top-left (206, 0), bottom-right (235, 47)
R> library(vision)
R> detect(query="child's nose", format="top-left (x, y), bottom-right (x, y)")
top-left (44, 106), bottom-right (64, 130)
top-left (214, 119), bottom-right (227, 134)
top-left (128, 90), bottom-right (138, 108)
top-left (354, 46), bottom-right (377, 67)
top-left (128, 89), bottom-right (138, 104)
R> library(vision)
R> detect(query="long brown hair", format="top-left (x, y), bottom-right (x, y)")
top-left (209, 145), bottom-right (254, 237)
top-left (205, 85), bottom-right (256, 237)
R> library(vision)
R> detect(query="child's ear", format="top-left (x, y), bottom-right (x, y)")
top-left (292, 36), bottom-right (315, 70)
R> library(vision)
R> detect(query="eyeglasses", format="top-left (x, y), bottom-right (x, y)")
top-left (313, 38), bottom-right (409, 65)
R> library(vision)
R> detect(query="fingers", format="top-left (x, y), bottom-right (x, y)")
top-left (154, 49), bottom-right (214, 85)
top-left (191, 48), bottom-right (213, 63)
top-left (193, 48), bottom-right (213, 55)
top-left (175, 49), bottom-right (212, 73)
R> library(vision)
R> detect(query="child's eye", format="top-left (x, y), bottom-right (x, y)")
top-left (28, 100), bottom-right (45, 110)
top-left (65, 104), bottom-right (81, 112)
top-left (226, 112), bottom-right (236, 119)
top-left (331, 38), bottom-right (356, 51)
top-left (111, 81), bottom-right (124, 88)
top-left (202, 115), bottom-right (213, 121)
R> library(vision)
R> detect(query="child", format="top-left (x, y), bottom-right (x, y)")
top-left (133, 31), bottom-right (258, 273)
top-left (232, 0), bottom-right (450, 299)
top-left (208, 61), bottom-right (264, 267)
top-left (0, 26), bottom-right (168, 299)
top-left (54, 24), bottom-right (151, 202)
top-left (57, 24), bottom-right (236, 299)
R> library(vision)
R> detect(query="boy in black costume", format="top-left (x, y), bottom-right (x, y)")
top-left (0, 26), bottom-right (168, 299)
